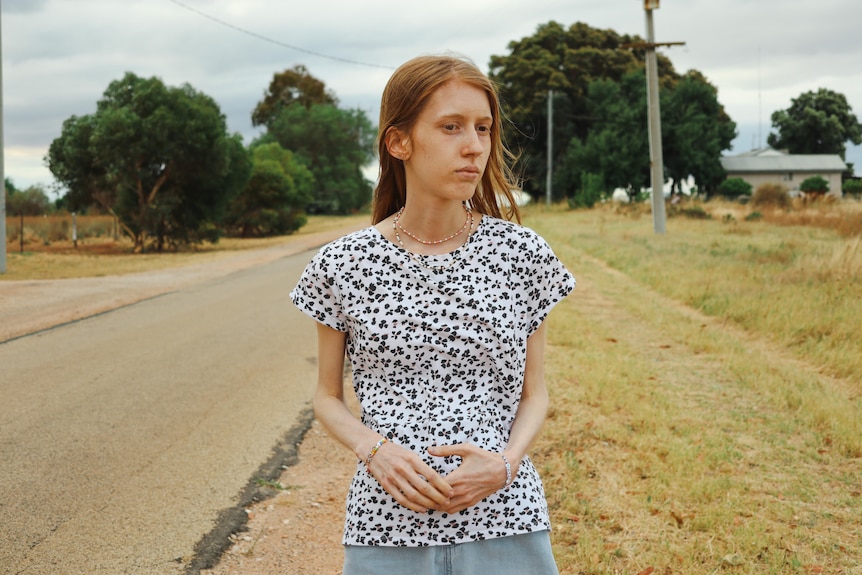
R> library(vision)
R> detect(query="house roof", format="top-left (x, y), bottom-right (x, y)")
top-left (721, 148), bottom-right (847, 173)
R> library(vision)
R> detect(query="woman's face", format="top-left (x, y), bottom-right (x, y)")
top-left (393, 80), bottom-right (493, 205)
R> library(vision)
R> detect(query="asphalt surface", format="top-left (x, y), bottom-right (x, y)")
top-left (0, 249), bottom-right (326, 574)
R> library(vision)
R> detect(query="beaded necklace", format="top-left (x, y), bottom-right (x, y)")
top-left (392, 207), bottom-right (474, 272)
top-left (395, 203), bottom-right (471, 245)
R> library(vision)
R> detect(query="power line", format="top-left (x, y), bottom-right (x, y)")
top-left (167, 0), bottom-right (395, 71)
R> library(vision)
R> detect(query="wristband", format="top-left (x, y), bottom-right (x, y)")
top-left (365, 437), bottom-right (388, 472)
top-left (501, 454), bottom-right (513, 486)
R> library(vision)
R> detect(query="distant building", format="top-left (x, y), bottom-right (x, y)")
top-left (720, 148), bottom-right (847, 197)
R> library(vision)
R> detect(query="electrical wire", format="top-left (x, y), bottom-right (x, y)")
top-left (167, 0), bottom-right (395, 70)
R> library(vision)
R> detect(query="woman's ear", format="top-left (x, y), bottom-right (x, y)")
top-left (385, 128), bottom-right (411, 161)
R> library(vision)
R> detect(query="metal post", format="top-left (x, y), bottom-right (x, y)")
top-left (546, 89), bottom-right (553, 205)
top-left (0, 9), bottom-right (7, 273)
top-left (644, 7), bottom-right (667, 234)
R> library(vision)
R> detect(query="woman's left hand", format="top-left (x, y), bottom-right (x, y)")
top-left (426, 443), bottom-right (511, 514)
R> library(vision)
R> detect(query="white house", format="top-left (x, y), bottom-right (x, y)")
top-left (720, 148), bottom-right (847, 196)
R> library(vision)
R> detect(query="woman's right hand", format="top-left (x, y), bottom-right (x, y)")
top-left (366, 440), bottom-right (454, 513)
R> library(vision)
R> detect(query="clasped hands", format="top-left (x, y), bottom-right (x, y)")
top-left (366, 441), bottom-right (512, 514)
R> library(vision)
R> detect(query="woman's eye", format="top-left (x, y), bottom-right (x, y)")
top-left (477, 125), bottom-right (492, 135)
top-left (443, 124), bottom-right (458, 132)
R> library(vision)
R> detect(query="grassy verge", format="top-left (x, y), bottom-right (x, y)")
top-left (525, 204), bottom-right (861, 574)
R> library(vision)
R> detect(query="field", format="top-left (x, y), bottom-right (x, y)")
top-left (5, 200), bottom-right (862, 573)
top-left (524, 200), bottom-right (861, 574)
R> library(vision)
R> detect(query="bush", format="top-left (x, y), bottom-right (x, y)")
top-left (752, 183), bottom-right (790, 208)
top-left (800, 175), bottom-right (829, 194)
top-left (717, 177), bottom-right (753, 199)
top-left (843, 179), bottom-right (862, 198)
top-left (745, 211), bottom-right (764, 221)
top-left (568, 172), bottom-right (605, 209)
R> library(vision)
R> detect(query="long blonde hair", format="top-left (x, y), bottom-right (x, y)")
top-left (371, 54), bottom-right (521, 225)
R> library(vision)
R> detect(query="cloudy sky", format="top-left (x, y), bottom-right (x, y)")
top-left (3, 0), bottom-right (861, 192)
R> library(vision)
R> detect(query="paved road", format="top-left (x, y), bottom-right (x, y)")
top-left (0, 250), bottom-right (323, 574)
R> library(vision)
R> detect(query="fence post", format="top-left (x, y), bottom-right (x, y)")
top-left (72, 212), bottom-right (78, 248)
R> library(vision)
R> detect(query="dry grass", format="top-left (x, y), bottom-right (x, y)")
top-left (2, 213), bottom-right (369, 280)
top-left (524, 203), bottom-right (862, 574)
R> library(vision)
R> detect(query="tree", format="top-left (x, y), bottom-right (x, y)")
top-left (662, 71), bottom-right (736, 196)
top-left (225, 143), bottom-right (314, 237)
top-left (488, 21), bottom-right (679, 197)
top-left (4, 177), bottom-right (18, 195)
top-left (47, 73), bottom-right (251, 251)
top-left (252, 65), bottom-right (338, 127)
top-left (557, 73), bottom-right (650, 203)
top-left (260, 103), bottom-right (375, 213)
top-left (768, 88), bottom-right (862, 160)
top-left (6, 184), bottom-right (52, 216)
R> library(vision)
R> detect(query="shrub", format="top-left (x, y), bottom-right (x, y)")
top-left (843, 179), bottom-right (862, 199)
top-left (717, 177), bottom-right (753, 199)
top-left (752, 183), bottom-right (790, 208)
top-left (745, 211), bottom-right (764, 221)
top-left (680, 205), bottom-right (711, 219)
top-left (800, 175), bottom-right (829, 194)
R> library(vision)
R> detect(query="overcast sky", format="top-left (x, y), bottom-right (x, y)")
top-left (3, 0), bottom-right (861, 192)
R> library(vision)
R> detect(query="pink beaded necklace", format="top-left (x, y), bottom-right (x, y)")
top-left (394, 203), bottom-right (472, 245)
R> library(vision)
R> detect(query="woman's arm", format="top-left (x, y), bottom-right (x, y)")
top-left (428, 321), bottom-right (550, 514)
top-left (313, 322), bottom-right (453, 513)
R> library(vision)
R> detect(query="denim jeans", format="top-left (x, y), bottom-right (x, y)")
top-left (343, 530), bottom-right (559, 575)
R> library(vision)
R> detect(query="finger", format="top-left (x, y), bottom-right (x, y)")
top-left (427, 443), bottom-right (469, 458)
top-left (388, 472), bottom-right (455, 512)
top-left (413, 461), bottom-right (454, 500)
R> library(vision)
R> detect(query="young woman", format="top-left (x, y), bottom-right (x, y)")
top-left (290, 54), bottom-right (575, 574)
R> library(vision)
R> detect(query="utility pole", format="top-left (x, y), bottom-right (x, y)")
top-left (644, 0), bottom-right (667, 233)
top-left (1, 9), bottom-right (7, 274)
top-left (546, 89), bottom-right (553, 205)
top-left (624, 3), bottom-right (683, 233)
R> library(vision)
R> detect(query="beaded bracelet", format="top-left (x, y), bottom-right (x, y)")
top-left (501, 454), bottom-right (513, 486)
top-left (365, 437), bottom-right (389, 472)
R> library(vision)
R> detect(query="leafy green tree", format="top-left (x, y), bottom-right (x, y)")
top-left (558, 73), bottom-right (650, 203)
top-left (47, 73), bottom-right (251, 251)
top-left (226, 143), bottom-right (314, 237)
top-left (768, 88), bottom-right (862, 160)
top-left (662, 71), bottom-right (737, 195)
top-left (488, 21), bottom-right (679, 197)
top-left (252, 65), bottom-right (338, 127)
top-left (260, 103), bottom-right (375, 213)
top-left (717, 177), bottom-right (753, 199)
top-left (800, 175), bottom-right (829, 194)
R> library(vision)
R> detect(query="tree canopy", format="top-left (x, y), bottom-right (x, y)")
top-left (488, 21), bottom-right (679, 197)
top-left (257, 101), bottom-right (375, 214)
top-left (488, 20), bottom-right (735, 201)
top-left (5, 183), bottom-right (53, 216)
top-left (768, 88), bottom-right (862, 161)
top-left (251, 65), bottom-right (339, 127)
top-left (662, 71), bottom-right (736, 194)
top-left (47, 72), bottom-right (251, 251)
top-left (225, 143), bottom-right (314, 237)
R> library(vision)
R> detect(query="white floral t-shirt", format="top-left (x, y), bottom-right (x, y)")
top-left (290, 216), bottom-right (575, 546)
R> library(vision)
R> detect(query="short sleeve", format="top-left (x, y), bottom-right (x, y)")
top-left (289, 245), bottom-right (348, 332)
top-left (522, 232), bottom-right (576, 335)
